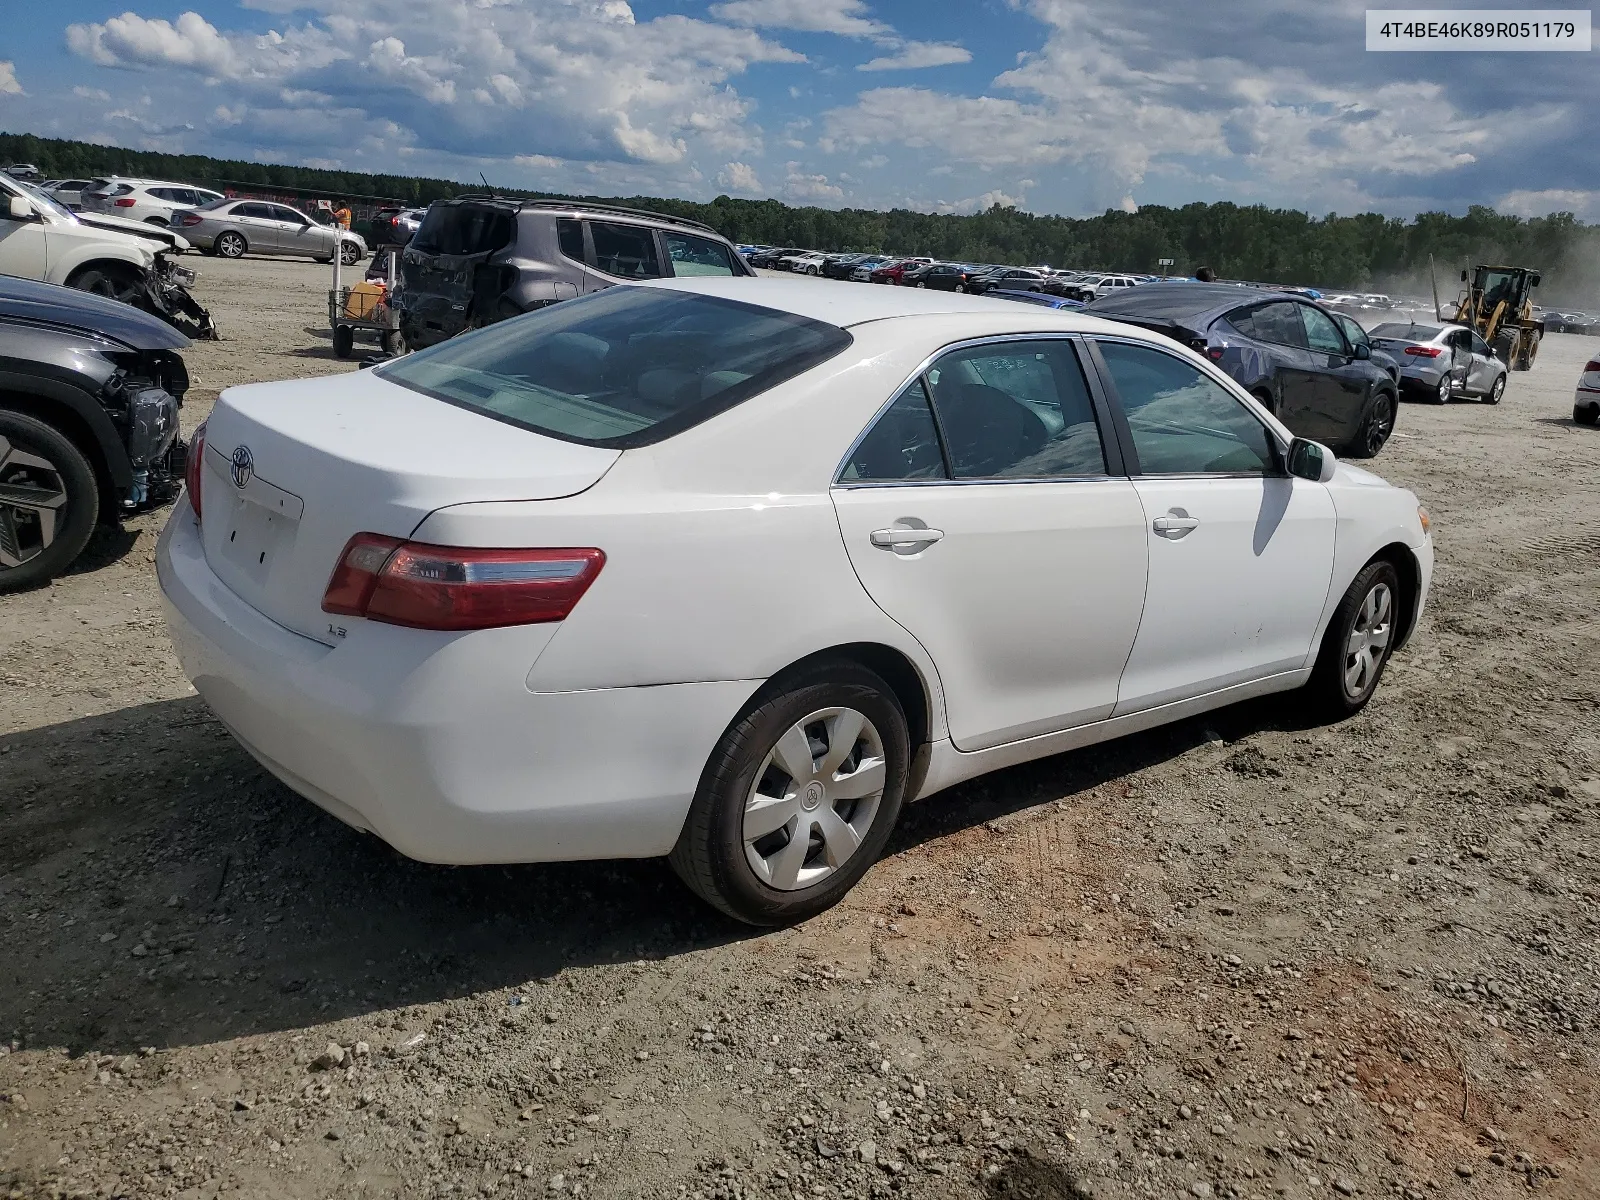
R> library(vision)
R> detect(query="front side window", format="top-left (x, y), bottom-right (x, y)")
top-left (1300, 304), bottom-right (1349, 354)
top-left (1334, 315), bottom-right (1370, 351)
top-left (664, 232), bottom-right (736, 277)
top-left (590, 222), bottom-right (663, 279)
top-left (839, 380), bottom-right (947, 483)
top-left (380, 286), bottom-right (851, 449)
top-left (926, 340), bottom-right (1107, 479)
top-left (1097, 340), bottom-right (1277, 475)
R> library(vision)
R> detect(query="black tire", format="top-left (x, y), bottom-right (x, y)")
top-left (1484, 374), bottom-right (1505, 405)
top-left (380, 329), bottom-right (405, 357)
top-left (0, 410), bottom-right (100, 594)
top-left (1348, 391), bottom-right (1395, 459)
top-left (1306, 559), bottom-right (1401, 720)
top-left (332, 324), bottom-right (355, 359)
top-left (669, 660), bottom-right (911, 926)
top-left (1576, 404), bottom-right (1599, 427)
top-left (1431, 375), bottom-right (1451, 404)
top-left (1515, 331), bottom-right (1539, 371)
top-left (66, 263), bottom-right (144, 306)
top-left (340, 241), bottom-right (361, 266)
top-left (217, 231), bottom-right (247, 258)
top-left (1492, 330), bottom-right (1515, 364)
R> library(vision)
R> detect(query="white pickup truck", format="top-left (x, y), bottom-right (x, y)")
top-left (0, 173), bottom-right (215, 338)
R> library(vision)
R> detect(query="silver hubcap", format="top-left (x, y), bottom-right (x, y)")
top-left (221, 235), bottom-right (243, 256)
top-left (0, 435), bottom-right (68, 569)
top-left (743, 707), bottom-right (886, 892)
top-left (1344, 582), bottom-right (1393, 698)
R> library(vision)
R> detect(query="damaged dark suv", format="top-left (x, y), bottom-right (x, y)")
top-left (397, 199), bottom-right (753, 349)
top-left (0, 276), bottom-right (190, 591)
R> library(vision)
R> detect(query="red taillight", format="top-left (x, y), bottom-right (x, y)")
top-left (1404, 346), bottom-right (1443, 358)
top-left (184, 423), bottom-right (206, 521)
top-left (1207, 345), bottom-right (1225, 361)
top-left (180, 211), bottom-right (203, 226)
top-left (1586, 359), bottom-right (1600, 373)
top-left (322, 536), bottom-right (605, 631)
top-left (114, 197), bottom-right (136, 207)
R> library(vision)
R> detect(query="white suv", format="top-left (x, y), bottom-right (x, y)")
top-left (82, 179), bottom-right (226, 227)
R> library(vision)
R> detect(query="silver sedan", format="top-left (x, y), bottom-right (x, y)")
top-left (174, 198), bottom-right (367, 265)
top-left (1368, 321), bottom-right (1507, 405)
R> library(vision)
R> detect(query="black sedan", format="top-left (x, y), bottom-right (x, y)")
top-left (1086, 283), bottom-right (1400, 458)
top-left (0, 276), bottom-right (191, 590)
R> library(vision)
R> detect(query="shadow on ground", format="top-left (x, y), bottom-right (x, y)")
top-left (0, 690), bottom-right (1320, 1057)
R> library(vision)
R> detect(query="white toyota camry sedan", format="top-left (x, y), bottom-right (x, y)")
top-left (158, 278), bottom-right (1433, 925)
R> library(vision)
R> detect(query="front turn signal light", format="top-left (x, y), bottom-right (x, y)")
top-left (1418, 505), bottom-right (1431, 535)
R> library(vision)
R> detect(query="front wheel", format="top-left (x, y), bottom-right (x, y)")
top-left (669, 660), bottom-right (910, 926)
top-left (1484, 374), bottom-right (1505, 405)
top-left (67, 263), bottom-right (144, 306)
top-left (0, 410), bottom-right (100, 593)
top-left (339, 241), bottom-right (361, 266)
top-left (1576, 404), bottom-right (1599, 427)
top-left (1306, 560), bottom-right (1401, 719)
top-left (1349, 392), bottom-right (1394, 459)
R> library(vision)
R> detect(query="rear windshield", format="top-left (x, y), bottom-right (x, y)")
top-left (378, 286), bottom-right (854, 449)
top-left (1371, 323), bottom-right (1439, 340)
top-left (410, 203), bottom-right (515, 256)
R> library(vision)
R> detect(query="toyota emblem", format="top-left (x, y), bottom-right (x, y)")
top-left (230, 445), bottom-right (254, 489)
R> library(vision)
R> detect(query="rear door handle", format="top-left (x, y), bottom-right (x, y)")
top-left (870, 526), bottom-right (944, 549)
top-left (1152, 514), bottom-right (1199, 539)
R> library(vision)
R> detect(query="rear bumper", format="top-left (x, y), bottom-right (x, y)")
top-left (156, 509), bottom-right (760, 865)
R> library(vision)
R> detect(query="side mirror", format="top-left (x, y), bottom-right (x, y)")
top-left (1353, 342), bottom-right (1371, 360)
top-left (8, 195), bottom-right (34, 221)
top-left (1288, 438), bottom-right (1336, 483)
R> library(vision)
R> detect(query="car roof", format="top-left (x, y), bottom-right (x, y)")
top-left (638, 276), bottom-right (1135, 333)
top-left (1086, 281), bottom-right (1302, 321)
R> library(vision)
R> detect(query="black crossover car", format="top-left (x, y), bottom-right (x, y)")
top-left (1085, 283), bottom-right (1399, 458)
top-left (0, 276), bottom-right (189, 590)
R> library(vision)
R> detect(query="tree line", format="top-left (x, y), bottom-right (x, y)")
top-left (5, 130), bottom-right (1596, 302)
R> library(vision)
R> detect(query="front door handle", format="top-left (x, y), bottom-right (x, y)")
top-left (1152, 514), bottom-right (1199, 540)
top-left (870, 525), bottom-right (944, 549)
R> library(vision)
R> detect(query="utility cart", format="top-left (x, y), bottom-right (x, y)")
top-left (327, 248), bottom-right (405, 359)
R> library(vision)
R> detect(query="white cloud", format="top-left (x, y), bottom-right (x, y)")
top-left (0, 62), bottom-right (21, 97)
top-left (1498, 188), bottom-right (1599, 221)
top-left (717, 161), bottom-right (766, 194)
top-left (73, 86), bottom-right (111, 102)
top-left (62, 2), bottom-right (803, 172)
top-left (782, 162), bottom-right (844, 202)
top-left (710, 0), bottom-right (890, 38)
top-left (858, 41), bottom-right (971, 71)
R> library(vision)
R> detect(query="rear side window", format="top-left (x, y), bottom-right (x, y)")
top-left (557, 219), bottom-right (585, 262)
top-left (839, 380), bottom-right (947, 483)
top-left (926, 341), bottom-right (1107, 479)
top-left (379, 286), bottom-right (852, 449)
top-left (665, 232), bottom-right (737, 277)
top-left (590, 221), bottom-right (663, 279)
top-left (1243, 302), bottom-right (1309, 348)
top-left (233, 203), bottom-right (270, 219)
top-left (412, 204), bottom-right (516, 256)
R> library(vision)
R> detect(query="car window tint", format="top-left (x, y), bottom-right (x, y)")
top-left (1470, 331), bottom-right (1491, 355)
top-left (1097, 340), bottom-right (1276, 475)
top-left (590, 221), bottom-right (663, 279)
top-left (1335, 315), bottom-right (1370, 348)
top-left (925, 340), bottom-right (1107, 479)
top-left (839, 379), bottom-right (948, 483)
top-left (1248, 302), bottom-right (1309, 348)
top-left (664, 232), bottom-right (736, 277)
top-left (1300, 305), bottom-right (1348, 354)
top-left (274, 205), bottom-right (307, 224)
top-left (557, 219), bottom-right (585, 262)
top-left (233, 203), bottom-right (268, 219)
top-left (1224, 307), bottom-right (1257, 338)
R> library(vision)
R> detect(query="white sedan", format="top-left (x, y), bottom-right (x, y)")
top-left (157, 279), bottom-right (1433, 925)
top-left (1576, 352), bottom-right (1600, 425)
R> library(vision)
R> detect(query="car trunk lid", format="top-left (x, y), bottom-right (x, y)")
top-left (197, 369), bottom-right (619, 645)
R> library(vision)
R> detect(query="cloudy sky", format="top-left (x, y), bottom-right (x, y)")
top-left (1, 0), bottom-right (1593, 219)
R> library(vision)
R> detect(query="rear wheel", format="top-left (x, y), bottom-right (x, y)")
top-left (1306, 560), bottom-right (1401, 719)
top-left (1349, 391), bottom-right (1395, 458)
top-left (0, 410), bottom-right (99, 594)
top-left (1432, 375), bottom-right (1451, 404)
top-left (669, 660), bottom-right (910, 926)
top-left (1515, 331), bottom-right (1540, 371)
top-left (380, 329), bottom-right (405, 357)
top-left (1576, 403), bottom-right (1599, 427)
top-left (332, 325), bottom-right (355, 359)
top-left (217, 231), bottom-right (247, 258)
top-left (954, 283), bottom-right (966, 293)
top-left (1484, 374), bottom-right (1506, 404)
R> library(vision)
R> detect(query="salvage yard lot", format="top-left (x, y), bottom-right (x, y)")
top-left (2, 256), bottom-right (1598, 1200)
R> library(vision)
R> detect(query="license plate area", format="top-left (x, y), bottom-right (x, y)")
top-left (219, 494), bottom-right (298, 586)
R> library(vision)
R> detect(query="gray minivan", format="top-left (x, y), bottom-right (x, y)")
top-left (397, 198), bottom-right (754, 349)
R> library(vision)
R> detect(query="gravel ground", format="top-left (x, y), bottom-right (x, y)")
top-left (2, 257), bottom-right (1598, 1200)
